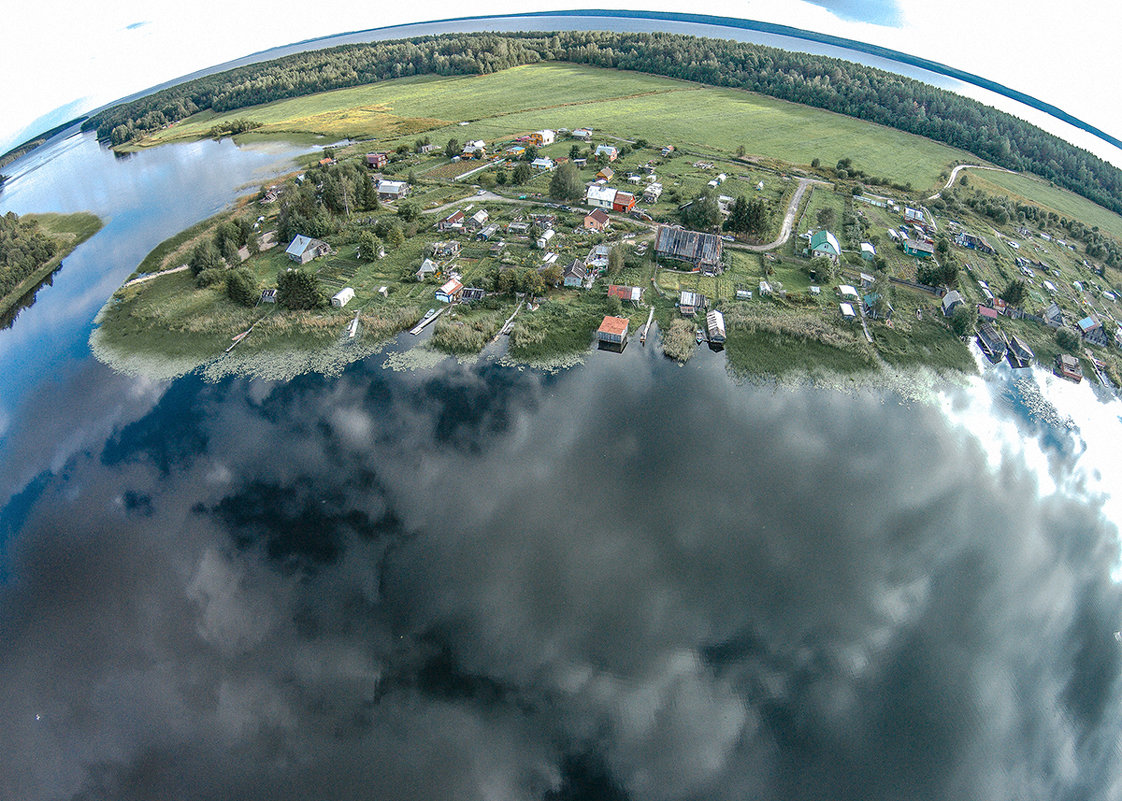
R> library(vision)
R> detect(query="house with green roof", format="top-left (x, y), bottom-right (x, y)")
top-left (809, 230), bottom-right (841, 262)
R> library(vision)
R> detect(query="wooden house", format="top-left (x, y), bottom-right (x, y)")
top-left (655, 226), bottom-right (723, 272)
top-left (562, 260), bottom-right (587, 288)
top-left (1055, 353), bottom-right (1083, 382)
top-left (584, 208), bottom-right (611, 232)
top-left (285, 235), bottom-right (331, 265)
top-left (365, 152), bottom-right (388, 169)
top-left (976, 322), bottom-right (1006, 362)
top-left (706, 309), bottom-right (726, 344)
top-left (612, 191), bottom-right (636, 213)
top-left (436, 278), bottom-right (463, 303)
top-left (595, 145), bottom-right (618, 161)
top-left (438, 210), bottom-right (464, 231)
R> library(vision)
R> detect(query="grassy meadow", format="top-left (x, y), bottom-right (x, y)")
top-left (139, 63), bottom-right (979, 193)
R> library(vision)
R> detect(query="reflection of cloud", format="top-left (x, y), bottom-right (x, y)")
top-left (0, 356), bottom-right (1120, 801)
top-left (124, 21), bottom-right (150, 31)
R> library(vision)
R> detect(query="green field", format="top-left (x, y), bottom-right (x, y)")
top-left (969, 170), bottom-right (1122, 242)
top-left (140, 63), bottom-right (980, 193)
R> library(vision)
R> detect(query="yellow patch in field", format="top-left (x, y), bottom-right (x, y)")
top-left (259, 105), bottom-right (449, 139)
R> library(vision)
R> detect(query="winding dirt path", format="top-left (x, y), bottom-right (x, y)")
top-left (927, 164), bottom-right (1016, 200)
top-left (730, 177), bottom-right (830, 253)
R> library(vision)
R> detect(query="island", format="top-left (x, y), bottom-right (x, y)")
top-left (2, 211), bottom-right (103, 327)
top-left (89, 35), bottom-right (1122, 386)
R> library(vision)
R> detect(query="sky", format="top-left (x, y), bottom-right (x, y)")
top-left (2, 0), bottom-right (1122, 159)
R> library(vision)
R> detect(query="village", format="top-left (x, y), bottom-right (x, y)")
top-left (104, 119), bottom-right (1122, 385)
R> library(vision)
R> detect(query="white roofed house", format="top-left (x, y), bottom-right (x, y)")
top-left (285, 235), bottom-right (331, 265)
top-left (586, 184), bottom-right (617, 210)
top-left (416, 258), bottom-right (438, 281)
top-left (941, 290), bottom-right (964, 317)
top-left (679, 290), bottom-right (705, 316)
top-left (860, 242), bottom-right (876, 260)
top-left (595, 144), bottom-right (618, 161)
top-left (531, 157), bottom-right (555, 171)
top-left (461, 140), bottom-right (487, 158)
top-left (466, 209), bottom-right (490, 230)
top-left (642, 182), bottom-right (663, 203)
top-left (375, 179), bottom-right (410, 201)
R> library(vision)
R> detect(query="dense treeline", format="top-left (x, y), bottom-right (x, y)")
top-left (84, 31), bottom-right (1122, 220)
top-left (0, 212), bottom-right (59, 298)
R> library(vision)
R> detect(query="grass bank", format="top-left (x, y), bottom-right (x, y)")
top-left (1, 212), bottom-right (103, 319)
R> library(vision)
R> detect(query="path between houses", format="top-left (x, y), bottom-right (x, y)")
top-left (927, 164), bottom-right (1016, 200)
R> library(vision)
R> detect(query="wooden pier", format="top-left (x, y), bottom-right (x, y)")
top-left (640, 306), bottom-right (655, 344)
top-left (409, 307), bottom-right (446, 335)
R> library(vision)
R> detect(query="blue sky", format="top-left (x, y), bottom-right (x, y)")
top-left (1, 0), bottom-right (1120, 162)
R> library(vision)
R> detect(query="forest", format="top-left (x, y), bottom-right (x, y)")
top-left (0, 212), bottom-right (59, 299)
top-left (84, 31), bottom-right (1122, 219)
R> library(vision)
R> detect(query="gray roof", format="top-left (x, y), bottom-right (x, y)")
top-left (656, 226), bottom-right (723, 266)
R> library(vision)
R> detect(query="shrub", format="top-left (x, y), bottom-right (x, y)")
top-left (195, 268), bottom-right (225, 288)
top-left (226, 268), bottom-right (259, 307)
top-left (1056, 327), bottom-right (1080, 352)
top-left (276, 268), bottom-right (325, 310)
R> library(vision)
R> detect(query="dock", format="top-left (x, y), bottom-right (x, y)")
top-left (409, 307), bottom-right (446, 335)
top-left (497, 300), bottom-right (524, 339)
top-left (640, 306), bottom-right (655, 344)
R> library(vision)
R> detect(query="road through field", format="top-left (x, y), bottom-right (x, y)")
top-left (927, 164), bottom-right (1015, 200)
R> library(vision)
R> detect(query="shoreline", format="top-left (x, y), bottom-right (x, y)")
top-left (0, 212), bottom-right (104, 322)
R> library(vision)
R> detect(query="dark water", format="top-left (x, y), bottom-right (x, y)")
top-left (2, 101), bottom-right (1122, 801)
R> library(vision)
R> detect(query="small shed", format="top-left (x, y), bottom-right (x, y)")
top-left (416, 258), bottom-right (438, 281)
top-left (531, 157), bottom-right (554, 171)
top-left (536, 228), bottom-right (556, 249)
top-left (596, 166), bottom-right (615, 182)
top-left (860, 242), bottom-right (876, 260)
top-left (838, 284), bottom-right (860, 301)
top-left (840, 302), bottom-right (857, 320)
top-left (608, 285), bottom-right (642, 303)
top-left (331, 287), bottom-right (355, 308)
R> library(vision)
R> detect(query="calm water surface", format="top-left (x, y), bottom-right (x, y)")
top-left (1, 111), bottom-right (1121, 801)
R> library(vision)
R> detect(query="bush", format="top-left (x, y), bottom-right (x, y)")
top-left (195, 268), bottom-right (225, 288)
top-left (1056, 327), bottom-right (1080, 352)
top-left (226, 268), bottom-right (259, 307)
top-left (276, 268), bottom-right (325, 310)
top-left (950, 304), bottom-right (976, 336)
top-left (662, 318), bottom-right (696, 363)
top-left (188, 241), bottom-right (222, 276)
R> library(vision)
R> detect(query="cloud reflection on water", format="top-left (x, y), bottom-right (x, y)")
top-left (0, 354), bottom-right (1120, 801)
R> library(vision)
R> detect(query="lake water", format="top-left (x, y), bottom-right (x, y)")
top-left (2, 62), bottom-right (1122, 801)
